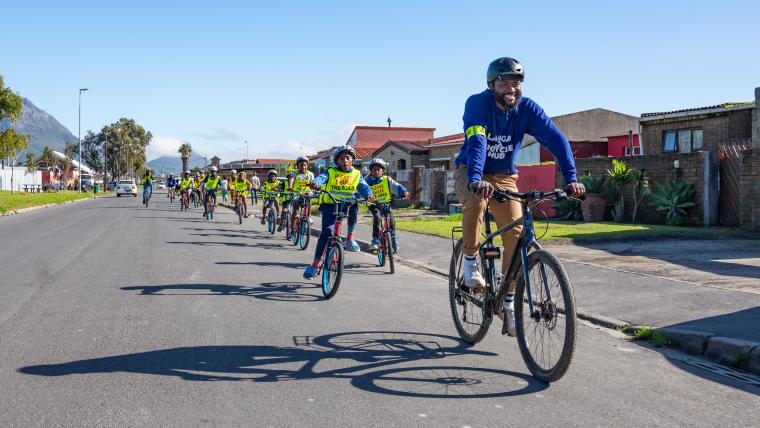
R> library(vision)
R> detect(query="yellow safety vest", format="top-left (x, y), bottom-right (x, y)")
top-left (234, 179), bottom-right (250, 192)
top-left (264, 180), bottom-right (281, 198)
top-left (292, 171), bottom-right (314, 193)
top-left (204, 175), bottom-right (220, 190)
top-left (180, 178), bottom-right (192, 189)
top-left (321, 167), bottom-right (360, 204)
top-left (229, 178), bottom-right (238, 191)
top-left (369, 176), bottom-right (392, 204)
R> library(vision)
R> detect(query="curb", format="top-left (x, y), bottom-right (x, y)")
top-left (1, 193), bottom-right (109, 217)
top-left (656, 327), bottom-right (760, 376)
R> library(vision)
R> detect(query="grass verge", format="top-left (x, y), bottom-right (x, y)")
top-left (394, 213), bottom-right (751, 243)
top-left (0, 191), bottom-right (94, 214)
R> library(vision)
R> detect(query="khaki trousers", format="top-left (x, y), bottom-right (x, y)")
top-left (454, 166), bottom-right (523, 275)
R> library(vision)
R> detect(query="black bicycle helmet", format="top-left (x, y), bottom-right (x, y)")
top-left (487, 57), bottom-right (524, 84)
top-left (332, 145), bottom-right (357, 164)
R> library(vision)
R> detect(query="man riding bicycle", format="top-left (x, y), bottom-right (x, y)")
top-left (261, 170), bottom-right (282, 225)
top-left (166, 174), bottom-right (178, 199)
top-left (288, 156), bottom-right (315, 234)
top-left (456, 57), bottom-right (585, 335)
top-left (365, 158), bottom-right (409, 252)
top-left (234, 171), bottom-right (253, 218)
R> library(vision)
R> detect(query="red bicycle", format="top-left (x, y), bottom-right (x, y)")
top-left (291, 192), bottom-right (314, 250)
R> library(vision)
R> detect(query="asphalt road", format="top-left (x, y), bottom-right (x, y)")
top-left (1, 192), bottom-right (759, 427)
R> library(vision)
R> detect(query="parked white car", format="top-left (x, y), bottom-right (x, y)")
top-left (116, 180), bottom-right (137, 197)
top-left (157, 181), bottom-right (166, 190)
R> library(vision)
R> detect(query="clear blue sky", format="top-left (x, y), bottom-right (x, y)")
top-left (3, 0), bottom-right (759, 161)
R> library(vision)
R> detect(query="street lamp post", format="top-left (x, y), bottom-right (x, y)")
top-left (78, 88), bottom-right (88, 192)
top-left (104, 129), bottom-right (108, 189)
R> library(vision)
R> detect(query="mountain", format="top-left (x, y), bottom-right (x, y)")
top-left (0, 98), bottom-right (78, 155)
top-left (145, 153), bottom-right (206, 176)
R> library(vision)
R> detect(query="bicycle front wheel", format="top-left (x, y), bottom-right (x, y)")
top-left (515, 249), bottom-right (576, 383)
top-left (322, 244), bottom-right (344, 299)
top-left (267, 211), bottom-right (276, 234)
top-left (448, 238), bottom-right (491, 344)
top-left (385, 230), bottom-right (395, 274)
top-left (299, 219), bottom-right (310, 250)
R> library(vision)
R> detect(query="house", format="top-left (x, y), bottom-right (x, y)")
top-left (523, 108), bottom-right (640, 164)
top-left (426, 133), bottom-right (464, 170)
top-left (606, 132), bottom-right (641, 157)
top-left (371, 140), bottom-right (429, 187)
top-left (639, 102), bottom-right (753, 156)
top-left (639, 101), bottom-right (755, 227)
top-left (346, 126), bottom-right (435, 150)
top-left (219, 158), bottom-right (293, 183)
top-left (35, 150), bottom-right (93, 187)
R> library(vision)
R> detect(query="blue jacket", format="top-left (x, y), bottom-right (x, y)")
top-left (365, 175), bottom-right (408, 198)
top-left (455, 90), bottom-right (577, 185)
top-left (312, 167), bottom-right (373, 199)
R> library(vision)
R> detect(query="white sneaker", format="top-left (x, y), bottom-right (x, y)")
top-left (503, 306), bottom-right (516, 337)
top-left (463, 256), bottom-right (486, 289)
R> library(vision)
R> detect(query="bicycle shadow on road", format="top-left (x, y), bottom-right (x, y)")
top-left (217, 261), bottom-right (305, 270)
top-left (18, 331), bottom-right (547, 398)
top-left (121, 281), bottom-right (322, 302)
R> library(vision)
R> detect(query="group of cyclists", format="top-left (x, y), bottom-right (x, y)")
top-left (131, 57), bottom-right (591, 382)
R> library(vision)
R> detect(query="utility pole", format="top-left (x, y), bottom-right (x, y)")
top-left (78, 88), bottom-right (88, 192)
top-left (104, 128), bottom-right (108, 188)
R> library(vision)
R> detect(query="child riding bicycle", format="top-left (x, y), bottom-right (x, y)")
top-left (261, 170), bottom-right (282, 225)
top-left (364, 158), bottom-right (410, 253)
top-left (288, 156), bottom-right (315, 233)
top-left (303, 146), bottom-right (374, 280)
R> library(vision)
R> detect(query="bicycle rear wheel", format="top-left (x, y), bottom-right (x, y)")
top-left (448, 238), bottom-right (491, 344)
top-left (515, 249), bottom-right (576, 383)
top-left (238, 204), bottom-right (243, 224)
top-left (322, 243), bottom-right (344, 299)
top-left (284, 212), bottom-right (292, 240)
top-left (299, 218), bottom-right (310, 250)
top-left (292, 218), bottom-right (300, 245)
top-left (385, 230), bottom-right (395, 274)
top-left (377, 232), bottom-right (386, 267)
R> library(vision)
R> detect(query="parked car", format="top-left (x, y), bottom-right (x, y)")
top-left (157, 181), bottom-right (166, 190)
top-left (106, 181), bottom-right (118, 191)
top-left (116, 180), bottom-right (137, 197)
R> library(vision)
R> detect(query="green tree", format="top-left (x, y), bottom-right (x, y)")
top-left (0, 75), bottom-right (29, 193)
top-left (0, 129), bottom-right (30, 193)
top-left (0, 75), bottom-right (23, 122)
top-left (82, 118), bottom-right (152, 181)
top-left (606, 159), bottom-right (632, 222)
top-left (63, 142), bottom-right (76, 186)
top-left (41, 146), bottom-right (56, 169)
top-left (25, 152), bottom-right (37, 187)
top-left (179, 143), bottom-right (192, 173)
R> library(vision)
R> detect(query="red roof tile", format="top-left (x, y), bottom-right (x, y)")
top-left (255, 158), bottom-right (292, 164)
top-left (353, 147), bottom-right (376, 159)
top-left (429, 133), bottom-right (465, 145)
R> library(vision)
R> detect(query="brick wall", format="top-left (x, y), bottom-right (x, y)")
top-left (740, 149), bottom-right (760, 229)
top-left (373, 145), bottom-right (412, 178)
top-left (641, 110), bottom-right (752, 156)
top-left (563, 153), bottom-right (707, 225)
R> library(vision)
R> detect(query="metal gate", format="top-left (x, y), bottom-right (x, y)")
top-left (718, 139), bottom-right (750, 226)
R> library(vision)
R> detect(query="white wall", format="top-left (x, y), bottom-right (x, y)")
top-left (0, 169), bottom-right (43, 191)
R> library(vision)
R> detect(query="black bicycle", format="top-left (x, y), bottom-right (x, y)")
top-left (449, 188), bottom-right (577, 383)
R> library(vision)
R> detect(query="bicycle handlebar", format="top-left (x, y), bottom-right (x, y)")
top-left (491, 188), bottom-right (567, 203)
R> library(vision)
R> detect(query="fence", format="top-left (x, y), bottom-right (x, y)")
top-left (0, 169), bottom-right (43, 191)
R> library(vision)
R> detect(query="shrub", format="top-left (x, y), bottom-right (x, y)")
top-left (648, 179), bottom-right (696, 226)
top-left (580, 174), bottom-right (607, 194)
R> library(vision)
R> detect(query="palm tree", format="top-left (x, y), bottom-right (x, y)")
top-left (178, 143), bottom-right (192, 173)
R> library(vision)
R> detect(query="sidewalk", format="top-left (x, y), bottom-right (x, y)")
top-left (310, 212), bottom-right (760, 374)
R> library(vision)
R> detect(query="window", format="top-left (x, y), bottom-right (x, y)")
top-left (678, 130), bottom-right (692, 153)
top-left (398, 159), bottom-right (407, 170)
top-left (663, 131), bottom-right (677, 152)
top-left (692, 129), bottom-right (703, 150)
top-left (663, 128), bottom-right (702, 153)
